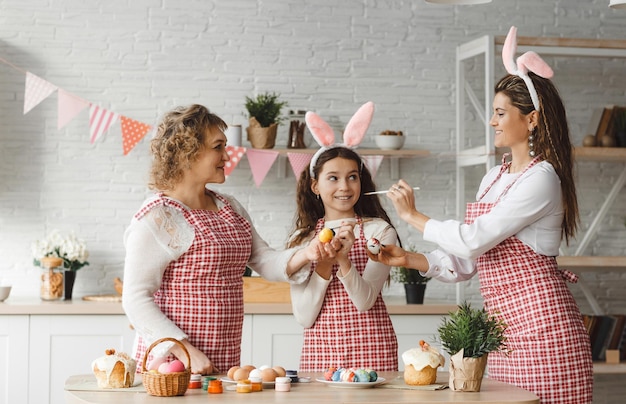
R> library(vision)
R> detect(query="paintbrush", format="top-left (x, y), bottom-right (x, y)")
top-left (364, 186), bottom-right (420, 196)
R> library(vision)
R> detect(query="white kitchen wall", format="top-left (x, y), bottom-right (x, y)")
top-left (0, 0), bottom-right (624, 313)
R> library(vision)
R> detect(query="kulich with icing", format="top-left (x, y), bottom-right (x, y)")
top-left (92, 348), bottom-right (137, 388)
top-left (402, 340), bottom-right (445, 386)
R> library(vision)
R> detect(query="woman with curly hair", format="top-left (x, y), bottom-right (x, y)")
top-left (122, 104), bottom-right (335, 375)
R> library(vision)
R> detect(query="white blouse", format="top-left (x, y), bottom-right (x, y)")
top-left (290, 218), bottom-right (398, 328)
top-left (422, 161), bottom-right (564, 283)
top-left (122, 191), bottom-right (308, 356)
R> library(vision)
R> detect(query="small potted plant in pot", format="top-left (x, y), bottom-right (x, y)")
top-left (244, 92), bottom-right (288, 149)
top-left (390, 245), bottom-right (430, 304)
top-left (437, 302), bottom-right (508, 392)
top-left (391, 265), bottom-right (430, 304)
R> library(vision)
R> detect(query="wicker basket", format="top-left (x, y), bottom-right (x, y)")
top-left (141, 337), bottom-right (191, 397)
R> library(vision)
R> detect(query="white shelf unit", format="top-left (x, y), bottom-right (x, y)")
top-left (455, 35), bottom-right (626, 312)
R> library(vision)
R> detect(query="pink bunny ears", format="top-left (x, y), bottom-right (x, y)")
top-left (306, 101), bottom-right (374, 177)
top-left (502, 26), bottom-right (554, 111)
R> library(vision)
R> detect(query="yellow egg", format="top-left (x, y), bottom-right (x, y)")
top-left (318, 228), bottom-right (334, 243)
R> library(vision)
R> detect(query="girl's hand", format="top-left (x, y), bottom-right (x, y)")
top-left (367, 244), bottom-right (409, 268)
top-left (333, 221), bottom-right (356, 260)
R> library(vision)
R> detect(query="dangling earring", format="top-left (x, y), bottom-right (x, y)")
top-left (528, 128), bottom-right (536, 158)
top-left (316, 193), bottom-right (320, 200)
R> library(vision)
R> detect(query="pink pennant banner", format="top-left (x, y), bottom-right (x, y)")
top-left (120, 115), bottom-right (152, 155)
top-left (246, 149), bottom-right (280, 188)
top-left (23, 72), bottom-right (58, 114)
top-left (57, 89), bottom-right (89, 129)
top-left (287, 152), bottom-right (313, 179)
top-left (224, 146), bottom-right (247, 177)
top-left (89, 104), bottom-right (119, 143)
top-left (362, 155), bottom-right (384, 179)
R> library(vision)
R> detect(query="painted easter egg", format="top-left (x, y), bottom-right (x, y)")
top-left (367, 238), bottom-right (381, 254)
top-left (318, 228), bottom-right (335, 243)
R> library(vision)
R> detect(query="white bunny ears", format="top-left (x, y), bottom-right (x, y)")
top-left (502, 26), bottom-right (554, 111)
top-left (306, 101), bottom-right (374, 177)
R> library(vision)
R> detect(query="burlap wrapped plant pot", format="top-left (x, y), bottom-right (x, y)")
top-left (448, 349), bottom-right (488, 392)
top-left (246, 117), bottom-right (277, 149)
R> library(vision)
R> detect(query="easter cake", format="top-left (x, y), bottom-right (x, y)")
top-left (92, 348), bottom-right (137, 388)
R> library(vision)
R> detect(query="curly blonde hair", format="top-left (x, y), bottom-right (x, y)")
top-left (149, 104), bottom-right (226, 191)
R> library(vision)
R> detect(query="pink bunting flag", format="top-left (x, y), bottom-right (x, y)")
top-left (89, 104), bottom-right (119, 144)
top-left (224, 146), bottom-right (247, 177)
top-left (57, 89), bottom-right (89, 129)
top-left (23, 72), bottom-right (58, 114)
top-left (362, 155), bottom-right (384, 179)
top-left (120, 115), bottom-right (152, 155)
top-left (287, 152), bottom-right (313, 179)
top-left (246, 149), bottom-right (280, 188)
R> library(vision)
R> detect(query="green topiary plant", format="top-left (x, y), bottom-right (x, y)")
top-left (244, 92), bottom-right (288, 128)
top-left (391, 266), bottom-right (430, 285)
top-left (437, 301), bottom-right (508, 358)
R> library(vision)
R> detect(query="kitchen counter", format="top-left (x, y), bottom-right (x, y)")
top-left (64, 372), bottom-right (539, 404)
top-left (0, 296), bottom-right (458, 315)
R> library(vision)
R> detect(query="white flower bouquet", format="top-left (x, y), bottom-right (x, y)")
top-left (32, 230), bottom-right (90, 271)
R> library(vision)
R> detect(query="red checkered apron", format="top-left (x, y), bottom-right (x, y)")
top-left (299, 217), bottom-right (398, 372)
top-left (467, 156), bottom-right (593, 403)
top-left (132, 191), bottom-right (252, 372)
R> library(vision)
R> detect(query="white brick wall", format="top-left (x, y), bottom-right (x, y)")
top-left (1, 0), bottom-right (625, 315)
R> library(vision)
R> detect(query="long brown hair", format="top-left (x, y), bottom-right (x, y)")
top-left (287, 147), bottom-right (396, 248)
top-left (495, 73), bottom-right (579, 244)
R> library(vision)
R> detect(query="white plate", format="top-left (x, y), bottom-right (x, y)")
top-left (315, 377), bottom-right (386, 388)
top-left (220, 377), bottom-right (275, 388)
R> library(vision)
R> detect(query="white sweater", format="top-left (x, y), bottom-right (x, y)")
top-left (122, 191), bottom-right (308, 357)
top-left (290, 218), bottom-right (398, 328)
top-left (422, 161), bottom-right (564, 283)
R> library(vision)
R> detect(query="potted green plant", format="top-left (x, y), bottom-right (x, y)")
top-left (391, 265), bottom-right (430, 304)
top-left (390, 246), bottom-right (431, 304)
top-left (244, 92), bottom-right (288, 149)
top-left (437, 302), bottom-right (508, 392)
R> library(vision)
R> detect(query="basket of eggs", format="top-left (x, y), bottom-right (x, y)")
top-left (141, 337), bottom-right (191, 397)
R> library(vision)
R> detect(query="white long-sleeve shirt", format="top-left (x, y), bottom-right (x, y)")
top-left (422, 161), bottom-right (564, 283)
top-left (122, 191), bottom-right (308, 356)
top-left (290, 218), bottom-right (398, 328)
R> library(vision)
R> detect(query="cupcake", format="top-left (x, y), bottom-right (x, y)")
top-left (402, 340), bottom-right (445, 385)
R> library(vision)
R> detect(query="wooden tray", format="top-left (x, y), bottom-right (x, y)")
top-left (82, 294), bottom-right (122, 302)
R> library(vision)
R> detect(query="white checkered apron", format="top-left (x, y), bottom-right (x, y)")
top-left (133, 192), bottom-right (252, 372)
top-left (299, 217), bottom-right (398, 372)
top-left (466, 157), bottom-right (593, 403)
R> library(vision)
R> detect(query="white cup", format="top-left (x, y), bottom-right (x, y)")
top-left (225, 124), bottom-right (242, 147)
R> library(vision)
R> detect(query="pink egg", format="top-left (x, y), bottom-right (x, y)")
top-left (157, 362), bottom-right (171, 374)
top-left (147, 356), bottom-right (167, 371)
top-left (167, 359), bottom-right (186, 373)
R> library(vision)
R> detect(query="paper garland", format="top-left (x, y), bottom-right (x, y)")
top-left (7, 56), bottom-right (388, 183)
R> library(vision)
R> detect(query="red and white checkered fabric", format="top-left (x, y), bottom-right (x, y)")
top-left (299, 217), bottom-right (398, 372)
top-left (133, 191), bottom-right (252, 372)
top-left (465, 158), bottom-right (593, 404)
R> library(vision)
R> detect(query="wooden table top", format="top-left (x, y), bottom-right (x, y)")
top-left (64, 372), bottom-right (539, 404)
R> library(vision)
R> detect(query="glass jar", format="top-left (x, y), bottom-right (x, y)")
top-left (40, 257), bottom-right (64, 301)
top-left (208, 379), bottom-right (223, 394)
top-left (275, 376), bottom-right (291, 392)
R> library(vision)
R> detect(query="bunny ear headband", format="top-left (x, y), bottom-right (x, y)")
top-left (502, 26), bottom-right (554, 111)
top-left (305, 101), bottom-right (374, 178)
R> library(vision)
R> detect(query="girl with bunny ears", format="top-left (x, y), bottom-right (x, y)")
top-left (287, 102), bottom-right (400, 372)
top-left (369, 27), bottom-right (592, 403)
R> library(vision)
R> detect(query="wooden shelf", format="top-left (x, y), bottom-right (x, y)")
top-left (574, 147), bottom-right (626, 162)
top-left (557, 256), bottom-right (625, 272)
top-left (271, 147), bottom-right (431, 157)
top-left (593, 362), bottom-right (626, 374)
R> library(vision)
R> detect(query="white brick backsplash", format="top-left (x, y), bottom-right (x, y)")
top-left (0, 1), bottom-right (624, 319)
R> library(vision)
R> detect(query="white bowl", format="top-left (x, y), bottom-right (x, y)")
top-left (0, 286), bottom-right (11, 302)
top-left (374, 135), bottom-right (405, 150)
